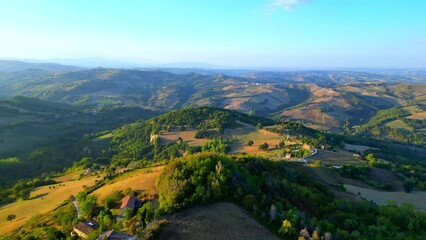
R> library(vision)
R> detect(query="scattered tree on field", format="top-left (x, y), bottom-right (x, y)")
top-left (259, 143), bottom-right (269, 151)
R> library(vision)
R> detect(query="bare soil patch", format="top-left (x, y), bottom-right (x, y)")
top-left (344, 143), bottom-right (379, 155)
top-left (368, 167), bottom-right (404, 191)
top-left (157, 202), bottom-right (279, 240)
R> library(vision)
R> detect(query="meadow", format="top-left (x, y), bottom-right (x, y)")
top-left (223, 122), bottom-right (283, 154)
top-left (0, 173), bottom-right (101, 234)
top-left (91, 165), bottom-right (163, 203)
top-left (159, 128), bottom-right (209, 146)
top-left (306, 149), bottom-right (365, 165)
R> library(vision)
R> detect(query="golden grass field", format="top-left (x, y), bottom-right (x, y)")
top-left (52, 170), bottom-right (85, 182)
top-left (385, 119), bottom-right (412, 131)
top-left (159, 128), bottom-right (209, 146)
top-left (92, 165), bottom-right (163, 203)
top-left (407, 111), bottom-right (426, 120)
top-left (224, 122), bottom-right (283, 155)
top-left (0, 173), bottom-right (101, 234)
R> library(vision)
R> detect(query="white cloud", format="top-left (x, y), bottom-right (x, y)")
top-left (271, 0), bottom-right (311, 11)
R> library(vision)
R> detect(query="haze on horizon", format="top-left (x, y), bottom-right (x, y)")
top-left (0, 0), bottom-right (425, 69)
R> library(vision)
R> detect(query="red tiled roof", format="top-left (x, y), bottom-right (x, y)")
top-left (120, 196), bottom-right (140, 209)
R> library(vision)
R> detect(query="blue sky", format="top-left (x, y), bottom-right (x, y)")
top-left (0, 0), bottom-right (425, 68)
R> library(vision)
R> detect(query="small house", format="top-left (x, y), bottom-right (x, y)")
top-left (120, 196), bottom-right (142, 215)
top-left (72, 221), bottom-right (99, 238)
top-left (285, 153), bottom-right (292, 159)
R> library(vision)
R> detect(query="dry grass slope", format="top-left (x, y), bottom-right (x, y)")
top-left (159, 128), bottom-right (209, 146)
top-left (0, 173), bottom-right (100, 234)
top-left (92, 166), bottom-right (163, 203)
top-left (224, 122), bottom-right (283, 155)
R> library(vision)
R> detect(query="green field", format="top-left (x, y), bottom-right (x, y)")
top-left (307, 149), bottom-right (365, 166)
top-left (92, 133), bottom-right (114, 154)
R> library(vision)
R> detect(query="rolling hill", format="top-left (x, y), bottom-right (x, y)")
top-left (1, 66), bottom-right (423, 133)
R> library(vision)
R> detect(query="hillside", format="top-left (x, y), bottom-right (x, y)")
top-left (0, 66), bottom-right (425, 239)
top-left (0, 68), bottom-right (310, 115)
top-left (157, 202), bottom-right (279, 240)
top-left (1, 106), bottom-right (426, 239)
top-left (109, 107), bottom-right (276, 164)
top-left (1, 66), bottom-right (424, 136)
top-left (279, 82), bottom-right (426, 135)
top-left (0, 96), bottom-right (158, 187)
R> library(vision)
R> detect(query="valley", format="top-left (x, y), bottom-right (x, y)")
top-left (0, 61), bottom-right (425, 240)
top-left (2, 0), bottom-right (426, 239)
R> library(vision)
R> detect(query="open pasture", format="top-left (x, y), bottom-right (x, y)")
top-left (92, 165), bottom-right (163, 203)
top-left (223, 123), bottom-right (283, 155)
top-left (159, 128), bottom-right (209, 146)
top-left (0, 173), bottom-right (100, 234)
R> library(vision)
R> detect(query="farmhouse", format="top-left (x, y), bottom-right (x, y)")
top-left (72, 221), bottom-right (99, 238)
top-left (120, 196), bottom-right (142, 215)
top-left (97, 230), bottom-right (135, 240)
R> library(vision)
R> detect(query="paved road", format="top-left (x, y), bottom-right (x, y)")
top-left (73, 197), bottom-right (82, 219)
top-left (302, 148), bottom-right (318, 164)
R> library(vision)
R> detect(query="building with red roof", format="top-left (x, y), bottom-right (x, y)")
top-left (119, 196), bottom-right (142, 215)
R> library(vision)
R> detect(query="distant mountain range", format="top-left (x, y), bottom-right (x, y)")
top-left (0, 60), bottom-right (425, 141)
